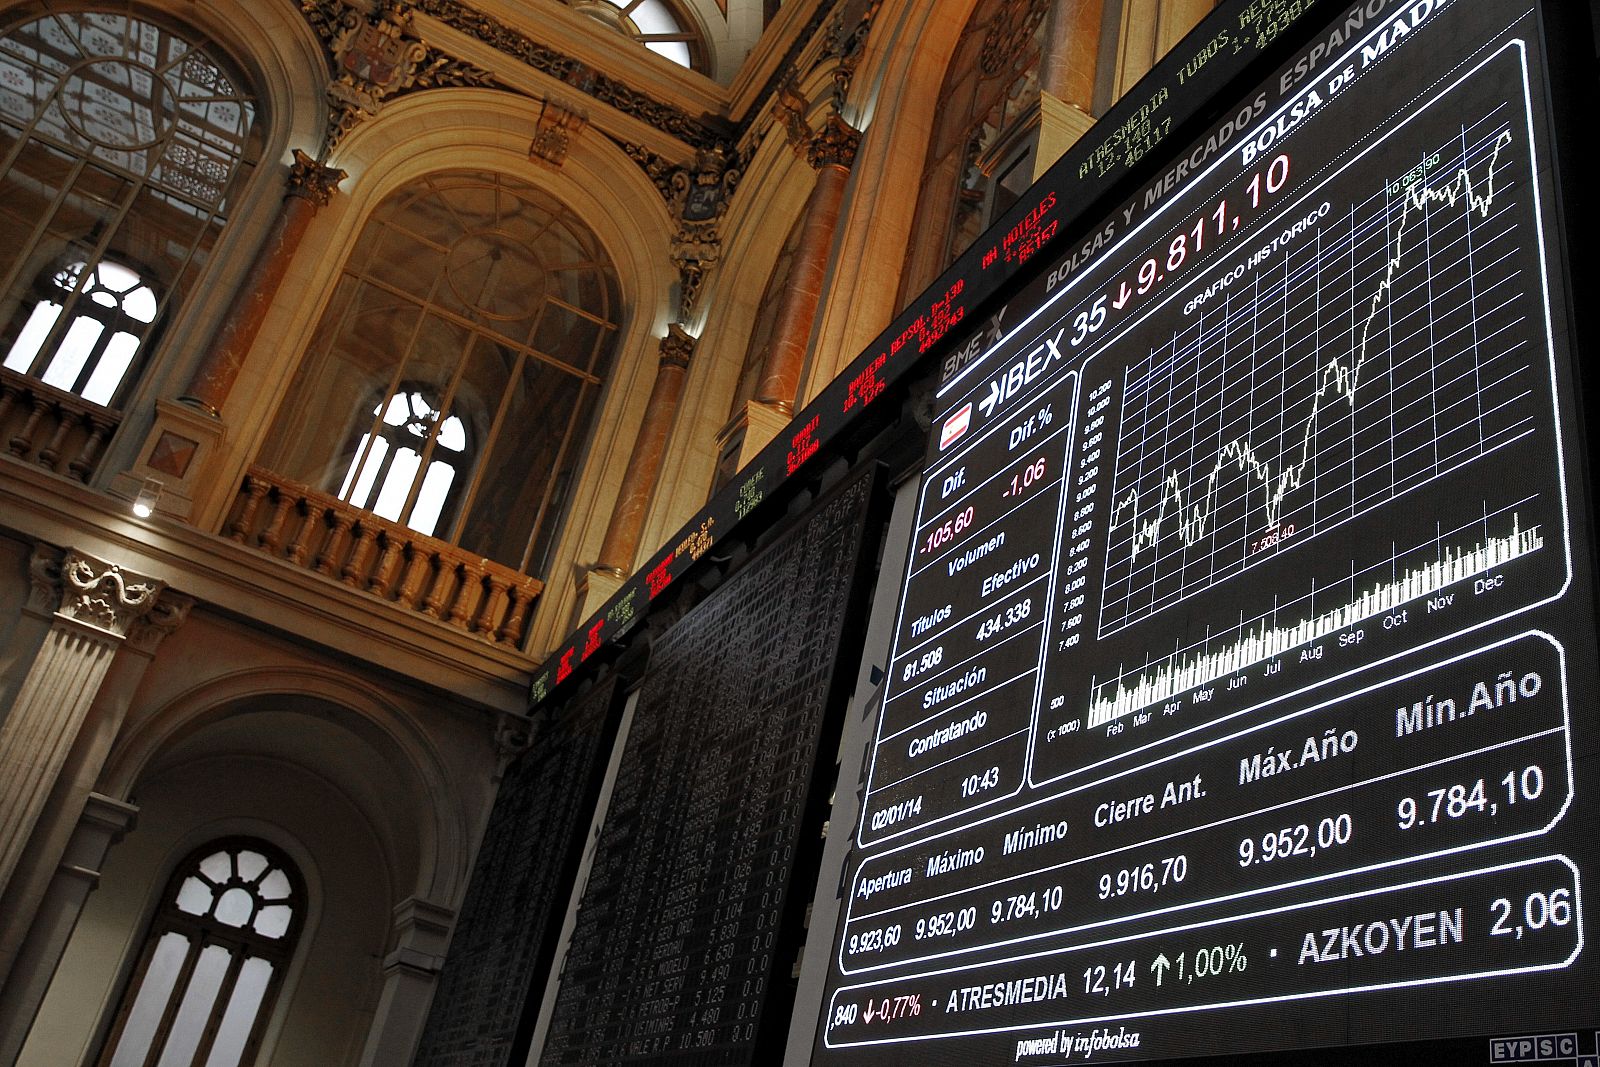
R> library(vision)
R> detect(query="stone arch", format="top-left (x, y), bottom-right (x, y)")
top-left (17, 657), bottom-right (461, 1067)
top-left (11, 0), bottom-right (338, 477)
top-left (207, 87), bottom-right (680, 652)
top-left (98, 663), bottom-right (465, 903)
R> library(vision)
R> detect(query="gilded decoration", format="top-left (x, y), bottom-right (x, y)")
top-left (617, 139), bottom-right (681, 202)
top-left (667, 147), bottom-right (742, 317)
top-left (773, 79), bottom-right (811, 153)
top-left (289, 0), bottom-right (886, 324)
top-left (659, 324), bottom-right (696, 371)
top-left (806, 113), bottom-right (861, 170)
top-left (407, 0), bottom-right (728, 151)
top-left (286, 148), bottom-right (349, 206)
top-left (302, 0), bottom-right (494, 151)
top-left (826, 0), bottom-right (882, 109)
top-left (530, 98), bottom-right (589, 169)
top-left (293, 0), bottom-right (889, 298)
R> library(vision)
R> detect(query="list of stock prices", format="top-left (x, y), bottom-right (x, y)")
top-left (817, 2), bottom-right (1595, 1063)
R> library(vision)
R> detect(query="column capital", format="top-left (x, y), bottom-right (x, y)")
top-left (806, 114), bottom-right (862, 171)
top-left (27, 545), bottom-right (167, 639)
top-left (659, 324), bottom-right (696, 371)
top-left (286, 148), bottom-right (347, 207)
top-left (127, 591), bottom-right (196, 656)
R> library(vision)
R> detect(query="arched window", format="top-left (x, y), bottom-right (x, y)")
top-left (259, 171), bottom-right (624, 577)
top-left (98, 839), bottom-right (303, 1067)
top-left (898, 0), bottom-right (1050, 303)
top-left (3, 258), bottom-right (157, 404)
top-left (569, 0), bottom-right (704, 70)
top-left (0, 10), bottom-right (259, 407)
top-left (337, 386), bottom-right (471, 537)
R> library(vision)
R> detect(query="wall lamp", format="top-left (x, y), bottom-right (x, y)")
top-left (131, 477), bottom-right (163, 519)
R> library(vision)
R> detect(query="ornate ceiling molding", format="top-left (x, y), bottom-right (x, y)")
top-left (295, 0), bottom-right (886, 321)
top-left (302, 0), bottom-right (495, 152)
top-left (408, 0), bottom-right (731, 150)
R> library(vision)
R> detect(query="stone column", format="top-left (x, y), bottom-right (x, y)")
top-left (0, 564), bottom-right (188, 1033)
top-left (590, 326), bottom-right (697, 579)
top-left (1042, 0), bottom-right (1104, 107)
top-left (0, 793), bottom-right (137, 1066)
top-left (0, 547), bottom-right (168, 898)
top-left (356, 897), bottom-right (455, 1067)
top-left (751, 115), bottom-right (861, 416)
top-left (181, 150), bottom-right (347, 417)
top-left (1036, 0), bottom-right (1105, 177)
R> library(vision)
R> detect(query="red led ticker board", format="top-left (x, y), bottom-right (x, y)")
top-left (528, 0), bottom-right (1352, 707)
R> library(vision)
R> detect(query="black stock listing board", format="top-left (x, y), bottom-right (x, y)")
top-left (415, 679), bottom-right (620, 1067)
top-left (815, 1), bottom-right (1599, 1063)
top-left (541, 468), bottom-right (876, 1065)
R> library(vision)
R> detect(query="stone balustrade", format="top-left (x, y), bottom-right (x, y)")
top-left (223, 467), bottom-right (542, 648)
top-left (0, 369), bottom-right (121, 483)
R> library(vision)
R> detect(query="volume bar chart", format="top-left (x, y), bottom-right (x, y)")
top-left (1089, 510), bottom-right (1545, 728)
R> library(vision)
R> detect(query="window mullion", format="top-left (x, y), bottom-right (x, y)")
top-left (93, 930), bottom-right (170, 1067)
top-left (137, 933), bottom-right (203, 1067)
top-left (340, 273), bottom-right (447, 507)
top-left (353, 273), bottom-right (604, 385)
top-left (0, 156), bottom-right (90, 349)
top-left (518, 378), bottom-right (590, 575)
top-left (69, 317), bottom-right (118, 395)
top-left (187, 948), bottom-right (246, 1067)
top-left (443, 348), bottom-right (525, 544)
top-left (361, 425), bottom-right (402, 509)
top-left (395, 332), bottom-right (477, 527)
top-left (145, 174), bottom-right (232, 334)
top-left (29, 172), bottom-right (149, 380)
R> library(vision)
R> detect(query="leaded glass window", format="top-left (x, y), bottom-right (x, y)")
top-left (259, 171), bottom-right (624, 577)
top-left (0, 10), bottom-right (258, 407)
top-left (98, 840), bottom-right (303, 1067)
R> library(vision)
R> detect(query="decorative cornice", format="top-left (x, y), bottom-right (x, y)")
top-left (286, 148), bottom-right (348, 206)
top-left (296, 0), bottom-right (882, 233)
top-left (408, 0), bottom-right (730, 151)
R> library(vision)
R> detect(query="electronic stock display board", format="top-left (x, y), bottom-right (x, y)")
top-left (814, 1), bottom-right (1599, 1062)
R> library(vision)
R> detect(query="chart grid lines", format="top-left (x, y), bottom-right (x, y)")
top-left (1099, 109), bottom-right (1528, 639)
